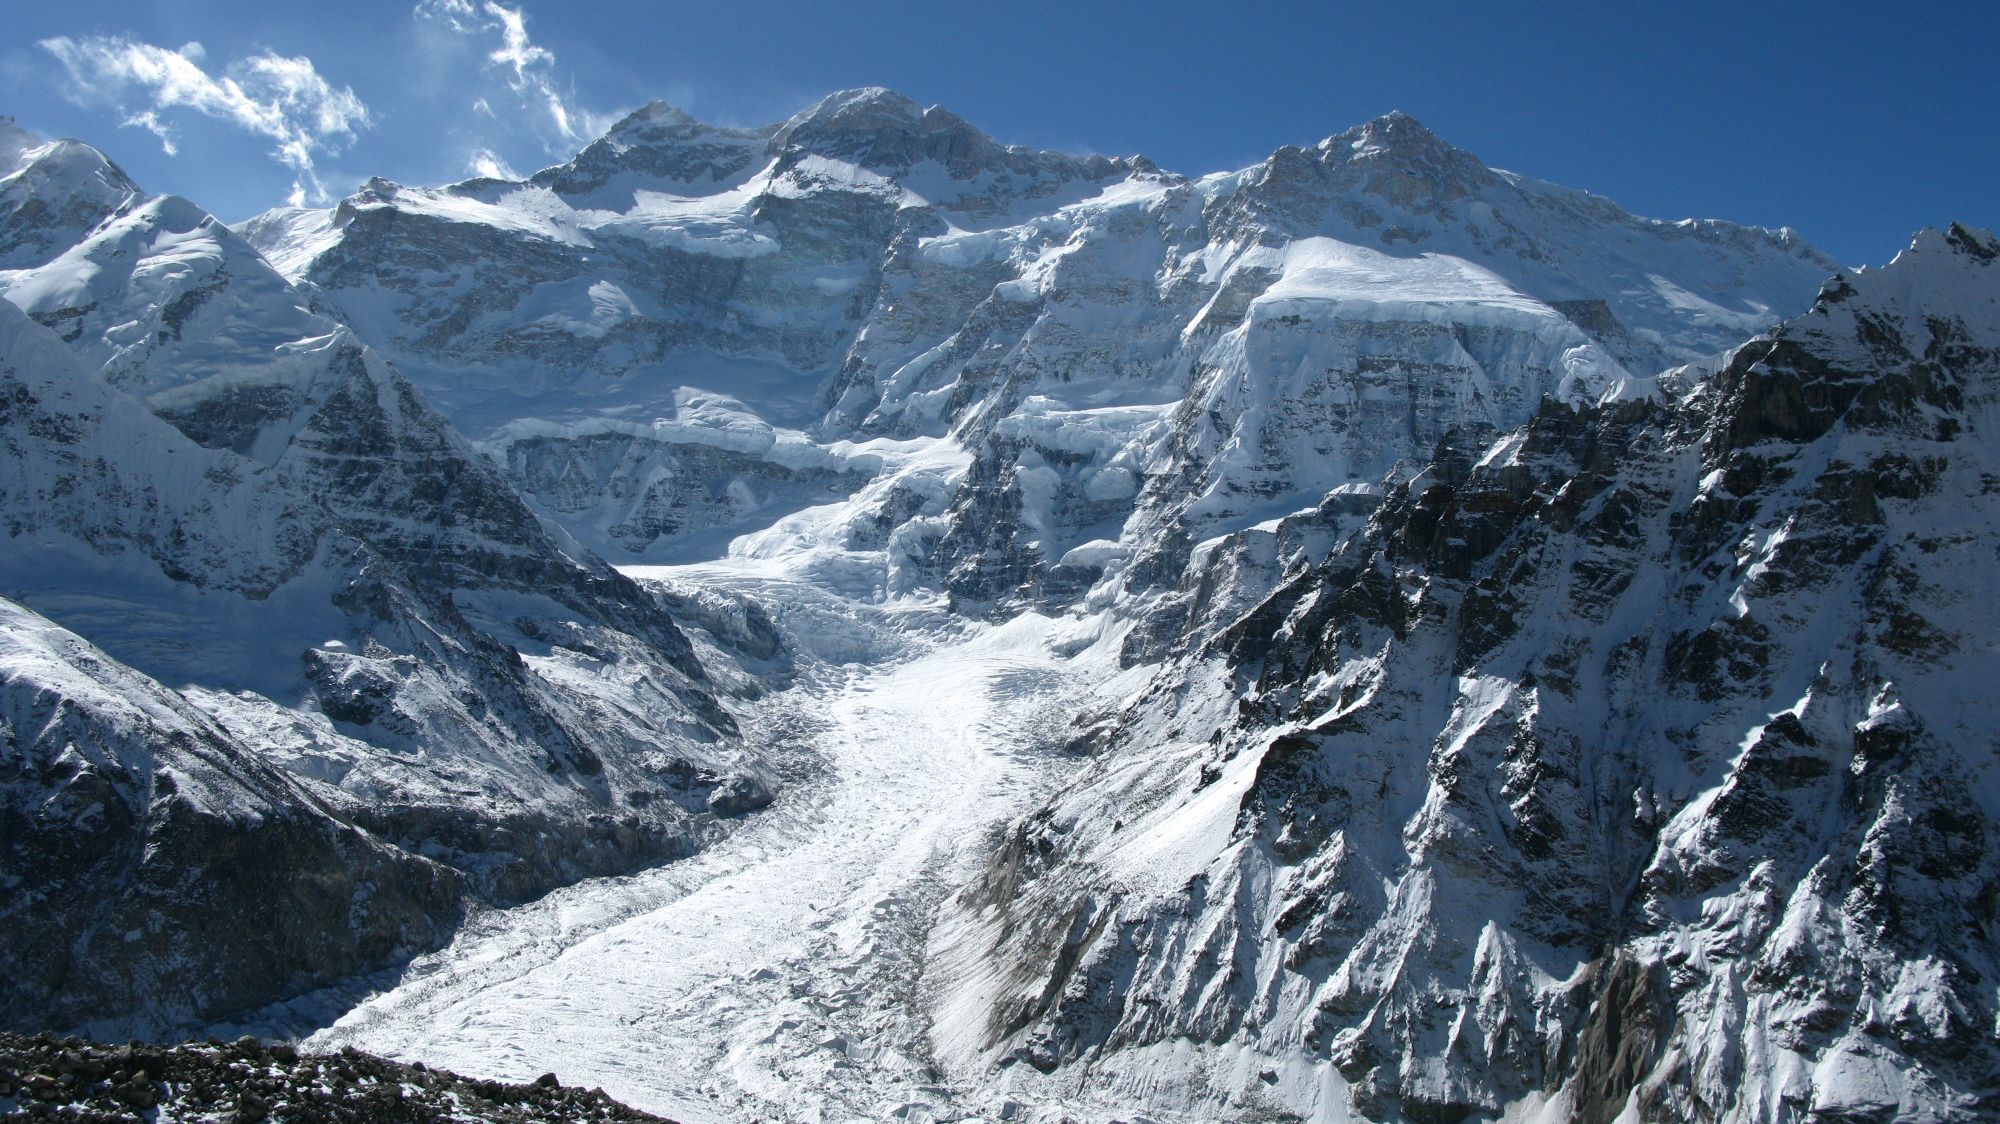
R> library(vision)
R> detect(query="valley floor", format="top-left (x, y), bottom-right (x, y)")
top-left (303, 562), bottom-right (1124, 1123)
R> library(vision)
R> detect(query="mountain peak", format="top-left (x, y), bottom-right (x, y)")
top-left (1255, 109), bottom-right (1500, 213)
top-left (593, 99), bottom-right (768, 150)
top-left (1353, 109), bottom-right (1435, 143)
top-left (1773, 222), bottom-right (2000, 380)
top-left (783, 87), bottom-right (926, 132)
top-left (769, 87), bottom-right (1010, 178)
top-left (5, 136), bottom-right (140, 194)
top-left (0, 116), bottom-right (42, 179)
top-left (1327, 109), bottom-right (1472, 168)
top-left (773, 87), bottom-right (938, 154)
top-left (616, 100), bottom-right (699, 131)
top-left (1934, 220), bottom-right (1999, 262)
top-left (1, 135), bottom-right (146, 270)
top-left (1869, 222), bottom-right (1997, 290)
top-left (531, 98), bottom-right (774, 202)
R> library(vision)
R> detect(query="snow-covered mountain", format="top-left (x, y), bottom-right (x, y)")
top-left (0, 582), bottom-right (462, 1039)
top-left (926, 224), bottom-right (2000, 1122)
top-left (242, 92), bottom-right (1837, 621)
top-left (0, 127), bottom-right (770, 1034)
top-left (12, 85), bottom-right (1993, 1124)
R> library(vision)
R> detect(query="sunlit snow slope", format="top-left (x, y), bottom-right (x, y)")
top-left (245, 93), bottom-right (1837, 628)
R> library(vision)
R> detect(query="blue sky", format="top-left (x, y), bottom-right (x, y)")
top-left (2, 1), bottom-right (1992, 267)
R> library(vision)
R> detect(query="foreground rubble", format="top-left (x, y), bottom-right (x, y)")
top-left (0, 1032), bottom-right (673, 1122)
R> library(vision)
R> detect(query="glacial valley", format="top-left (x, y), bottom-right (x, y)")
top-left (2, 89), bottom-right (1996, 1123)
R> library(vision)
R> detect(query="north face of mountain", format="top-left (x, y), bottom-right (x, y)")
top-left (927, 225), bottom-right (2000, 1122)
top-left (241, 98), bottom-right (1836, 617)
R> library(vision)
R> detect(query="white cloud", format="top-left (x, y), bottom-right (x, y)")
top-left (466, 147), bottom-right (519, 180)
top-left (39, 36), bottom-right (368, 205)
top-left (413, 0), bottom-right (480, 30)
top-left (414, 0), bottom-right (610, 152)
top-left (484, 3), bottom-right (554, 83)
top-left (120, 109), bottom-right (177, 155)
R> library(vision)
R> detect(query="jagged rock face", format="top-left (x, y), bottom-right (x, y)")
top-left (932, 227), bottom-right (2000, 1122)
top-left (0, 596), bottom-right (464, 1037)
top-left (243, 97), bottom-right (1835, 605)
top-left (0, 136), bottom-right (762, 1033)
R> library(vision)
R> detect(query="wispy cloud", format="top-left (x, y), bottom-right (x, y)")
top-left (414, 0), bottom-right (610, 154)
top-left (38, 36), bottom-right (368, 206)
top-left (120, 109), bottom-right (177, 155)
top-left (466, 147), bottom-right (520, 180)
top-left (413, 0), bottom-right (482, 33)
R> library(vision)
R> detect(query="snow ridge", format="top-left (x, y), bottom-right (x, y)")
top-left (238, 94), bottom-right (1837, 622)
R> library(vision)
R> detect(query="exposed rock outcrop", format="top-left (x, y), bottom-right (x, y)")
top-left (931, 226), bottom-right (2000, 1122)
top-left (0, 126), bottom-right (766, 1036)
top-left (0, 1031), bottom-right (675, 1122)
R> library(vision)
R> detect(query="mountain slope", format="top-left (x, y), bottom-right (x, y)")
top-left (194, 91), bottom-right (1998, 1121)
top-left (0, 590), bottom-right (463, 1038)
top-left (242, 97), bottom-right (1837, 618)
top-left (927, 225), bottom-right (2000, 1122)
top-left (0, 131), bottom-right (766, 1034)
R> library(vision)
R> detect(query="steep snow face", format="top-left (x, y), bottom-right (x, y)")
top-left (230, 205), bottom-right (342, 286)
top-left (235, 91), bottom-right (1157, 565)
top-left (0, 137), bottom-right (763, 1034)
top-left (928, 226), bottom-right (2000, 1122)
top-left (241, 99), bottom-right (1835, 588)
top-left (0, 134), bottom-right (144, 273)
top-left (1215, 112), bottom-right (1833, 373)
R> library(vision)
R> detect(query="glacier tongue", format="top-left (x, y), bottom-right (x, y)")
top-left (306, 579), bottom-right (1144, 1123)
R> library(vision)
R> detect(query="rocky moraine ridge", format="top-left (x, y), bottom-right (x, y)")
top-left (0, 1031), bottom-right (672, 1121)
top-left (1, 88), bottom-right (1994, 1123)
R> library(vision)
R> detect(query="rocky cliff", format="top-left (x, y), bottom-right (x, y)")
top-left (930, 225), bottom-right (2000, 1122)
